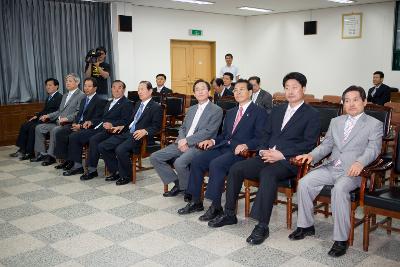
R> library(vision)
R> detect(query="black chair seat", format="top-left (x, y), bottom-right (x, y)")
top-left (277, 177), bottom-right (296, 188)
top-left (318, 185), bottom-right (360, 202)
top-left (364, 186), bottom-right (400, 212)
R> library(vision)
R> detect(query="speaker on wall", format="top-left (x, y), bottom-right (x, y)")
top-left (119, 15), bottom-right (132, 32)
top-left (304, 21), bottom-right (317, 35)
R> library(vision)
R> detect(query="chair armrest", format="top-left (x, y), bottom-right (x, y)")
top-left (239, 149), bottom-right (257, 158)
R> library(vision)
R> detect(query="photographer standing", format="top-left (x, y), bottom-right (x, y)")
top-left (85, 46), bottom-right (110, 100)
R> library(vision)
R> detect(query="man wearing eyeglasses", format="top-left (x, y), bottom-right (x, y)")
top-left (177, 79), bottom-right (268, 222)
top-left (85, 46), bottom-right (110, 100)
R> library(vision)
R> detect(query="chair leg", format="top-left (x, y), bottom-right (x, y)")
top-left (200, 181), bottom-right (206, 201)
top-left (164, 184), bottom-right (168, 193)
top-left (287, 196), bottom-right (292, 230)
top-left (324, 204), bottom-right (329, 218)
top-left (348, 205), bottom-right (356, 246)
top-left (387, 217), bottom-right (392, 235)
top-left (363, 211), bottom-right (370, 251)
top-left (131, 157), bottom-right (137, 184)
top-left (245, 185), bottom-right (250, 217)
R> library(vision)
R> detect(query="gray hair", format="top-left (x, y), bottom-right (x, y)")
top-left (65, 73), bottom-right (80, 84)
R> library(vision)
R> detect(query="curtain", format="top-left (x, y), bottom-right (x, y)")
top-left (0, 0), bottom-right (114, 104)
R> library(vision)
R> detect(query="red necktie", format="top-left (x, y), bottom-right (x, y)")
top-left (232, 106), bottom-right (243, 133)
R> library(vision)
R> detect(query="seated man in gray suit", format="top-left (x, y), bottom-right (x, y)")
top-left (249, 76), bottom-right (272, 113)
top-left (31, 73), bottom-right (85, 166)
top-left (290, 86), bottom-right (383, 257)
top-left (150, 79), bottom-right (223, 200)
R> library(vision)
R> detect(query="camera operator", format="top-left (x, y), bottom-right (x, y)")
top-left (85, 46), bottom-right (110, 100)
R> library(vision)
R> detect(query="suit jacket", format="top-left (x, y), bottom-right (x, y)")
top-left (176, 101), bottom-right (223, 147)
top-left (260, 103), bottom-right (320, 171)
top-left (367, 83), bottom-right (391, 106)
top-left (47, 89), bottom-right (85, 122)
top-left (214, 102), bottom-right (268, 151)
top-left (214, 88), bottom-right (234, 101)
top-left (152, 86), bottom-right (172, 95)
top-left (73, 94), bottom-right (107, 126)
top-left (37, 91), bottom-right (63, 118)
top-left (92, 96), bottom-right (133, 127)
top-left (125, 99), bottom-right (163, 136)
top-left (254, 89), bottom-right (272, 113)
top-left (310, 113), bottom-right (383, 173)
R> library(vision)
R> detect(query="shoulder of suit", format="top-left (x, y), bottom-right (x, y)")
top-left (364, 113), bottom-right (382, 125)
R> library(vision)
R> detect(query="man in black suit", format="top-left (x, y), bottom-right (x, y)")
top-left (249, 76), bottom-right (272, 113)
top-left (178, 79), bottom-right (268, 221)
top-left (63, 80), bottom-right (133, 178)
top-left (98, 81), bottom-right (163, 185)
top-left (222, 72), bottom-right (235, 92)
top-left (367, 71), bottom-right (391, 106)
top-left (212, 78), bottom-right (233, 101)
top-left (10, 78), bottom-right (63, 160)
top-left (53, 78), bottom-right (107, 170)
top-left (208, 72), bottom-right (320, 246)
top-left (152, 74), bottom-right (172, 94)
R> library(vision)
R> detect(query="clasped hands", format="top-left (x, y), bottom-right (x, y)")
top-left (295, 154), bottom-right (364, 177)
top-left (259, 148), bottom-right (285, 163)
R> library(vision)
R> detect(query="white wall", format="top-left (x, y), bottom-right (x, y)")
top-left (111, 3), bottom-right (245, 91)
top-left (112, 2), bottom-right (399, 97)
top-left (244, 2), bottom-right (399, 97)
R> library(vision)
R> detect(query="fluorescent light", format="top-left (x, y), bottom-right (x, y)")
top-left (238, 6), bottom-right (273, 13)
top-left (327, 0), bottom-right (355, 3)
top-left (172, 0), bottom-right (214, 5)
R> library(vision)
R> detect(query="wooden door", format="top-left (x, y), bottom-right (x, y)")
top-left (171, 40), bottom-right (215, 95)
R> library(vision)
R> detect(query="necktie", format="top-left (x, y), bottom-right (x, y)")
top-left (343, 117), bottom-right (355, 142)
top-left (79, 97), bottom-right (90, 122)
top-left (47, 95), bottom-right (52, 102)
top-left (371, 87), bottom-right (377, 97)
top-left (130, 103), bottom-right (144, 133)
top-left (232, 106), bottom-right (243, 133)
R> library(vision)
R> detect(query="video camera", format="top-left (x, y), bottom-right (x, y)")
top-left (85, 49), bottom-right (101, 63)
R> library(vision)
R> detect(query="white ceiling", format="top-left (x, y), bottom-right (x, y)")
top-left (103, 0), bottom-right (392, 16)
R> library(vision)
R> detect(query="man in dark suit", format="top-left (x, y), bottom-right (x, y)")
top-left (98, 81), bottom-right (163, 185)
top-left (367, 71), bottom-right (391, 106)
top-left (10, 78), bottom-right (63, 160)
top-left (249, 76), bottom-right (272, 113)
top-left (63, 80), bottom-right (132, 178)
top-left (53, 78), bottom-right (107, 170)
top-left (212, 78), bottom-right (233, 101)
top-left (177, 79), bottom-right (268, 221)
top-left (152, 73), bottom-right (172, 94)
top-left (208, 72), bottom-right (320, 246)
top-left (222, 72), bottom-right (235, 92)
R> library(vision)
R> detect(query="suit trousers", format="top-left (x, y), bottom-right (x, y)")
top-left (54, 127), bottom-right (73, 159)
top-left (67, 129), bottom-right (105, 166)
top-left (16, 120), bottom-right (41, 154)
top-left (98, 132), bottom-right (141, 178)
top-left (34, 123), bottom-right (66, 157)
top-left (296, 164), bottom-right (361, 241)
top-left (150, 144), bottom-right (202, 190)
top-left (186, 145), bottom-right (243, 202)
top-left (224, 157), bottom-right (296, 224)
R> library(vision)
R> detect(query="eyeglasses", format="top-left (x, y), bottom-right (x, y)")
top-left (233, 88), bottom-right (248, 94)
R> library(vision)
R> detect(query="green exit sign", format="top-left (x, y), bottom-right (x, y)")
top-left (189, 29), bottom-right (203, 36)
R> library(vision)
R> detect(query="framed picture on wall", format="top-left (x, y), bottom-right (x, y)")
top-left (342, 13), bottom-right (362, 39)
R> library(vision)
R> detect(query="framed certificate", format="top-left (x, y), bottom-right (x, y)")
top-left (342, 13), bottom-right (362, 39)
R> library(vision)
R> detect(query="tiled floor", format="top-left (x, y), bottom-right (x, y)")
top-left (0, 145), bottom-right (399, 267)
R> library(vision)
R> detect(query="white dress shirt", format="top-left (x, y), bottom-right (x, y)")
top-left (64, 88), bottom-right (78, 107)
top-left (281, 101), bottom-right (304, 130)
top-left (187, 100), bottom-right (209, 137)
top-left (128, 98), bottom-right (151, 129)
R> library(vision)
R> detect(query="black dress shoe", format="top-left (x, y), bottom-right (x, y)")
top-left (116, 176), bottom-right (131, 185)
top-left (63, 167), bottom-right (84, 176)
top-left (288, 226), bottom-right (315, 240)
top-left (41, 156), bottom-right (56, 166)
top-left (63, 161), bottom-right (74, 171)
top-left (19, 154), bottom-right (34, 161)
top-left (9, 151), bottom-right (21, 157)
top-left (163, 185), bottom-right (183, 197)
top-left (184, 193), bottom-right (192, 202)
top-left (105, 173), bottom-right (120, 181)
top-left (246, 225), bottom-right (269, 245)
top-left (208, 213), bottom-right (238, 228)
top-left (80, 171), bottom-right (98, 181)
top-left (199, 206), bottom-right (223, 222)
top-left (328, 241), bottom-right (348, 257)
top-left (30, 154), bottom-right (46, 162)
top-left (55, 161), bottom-right (70, 169)
top-left (177, 201), bottom-right (204, 215)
